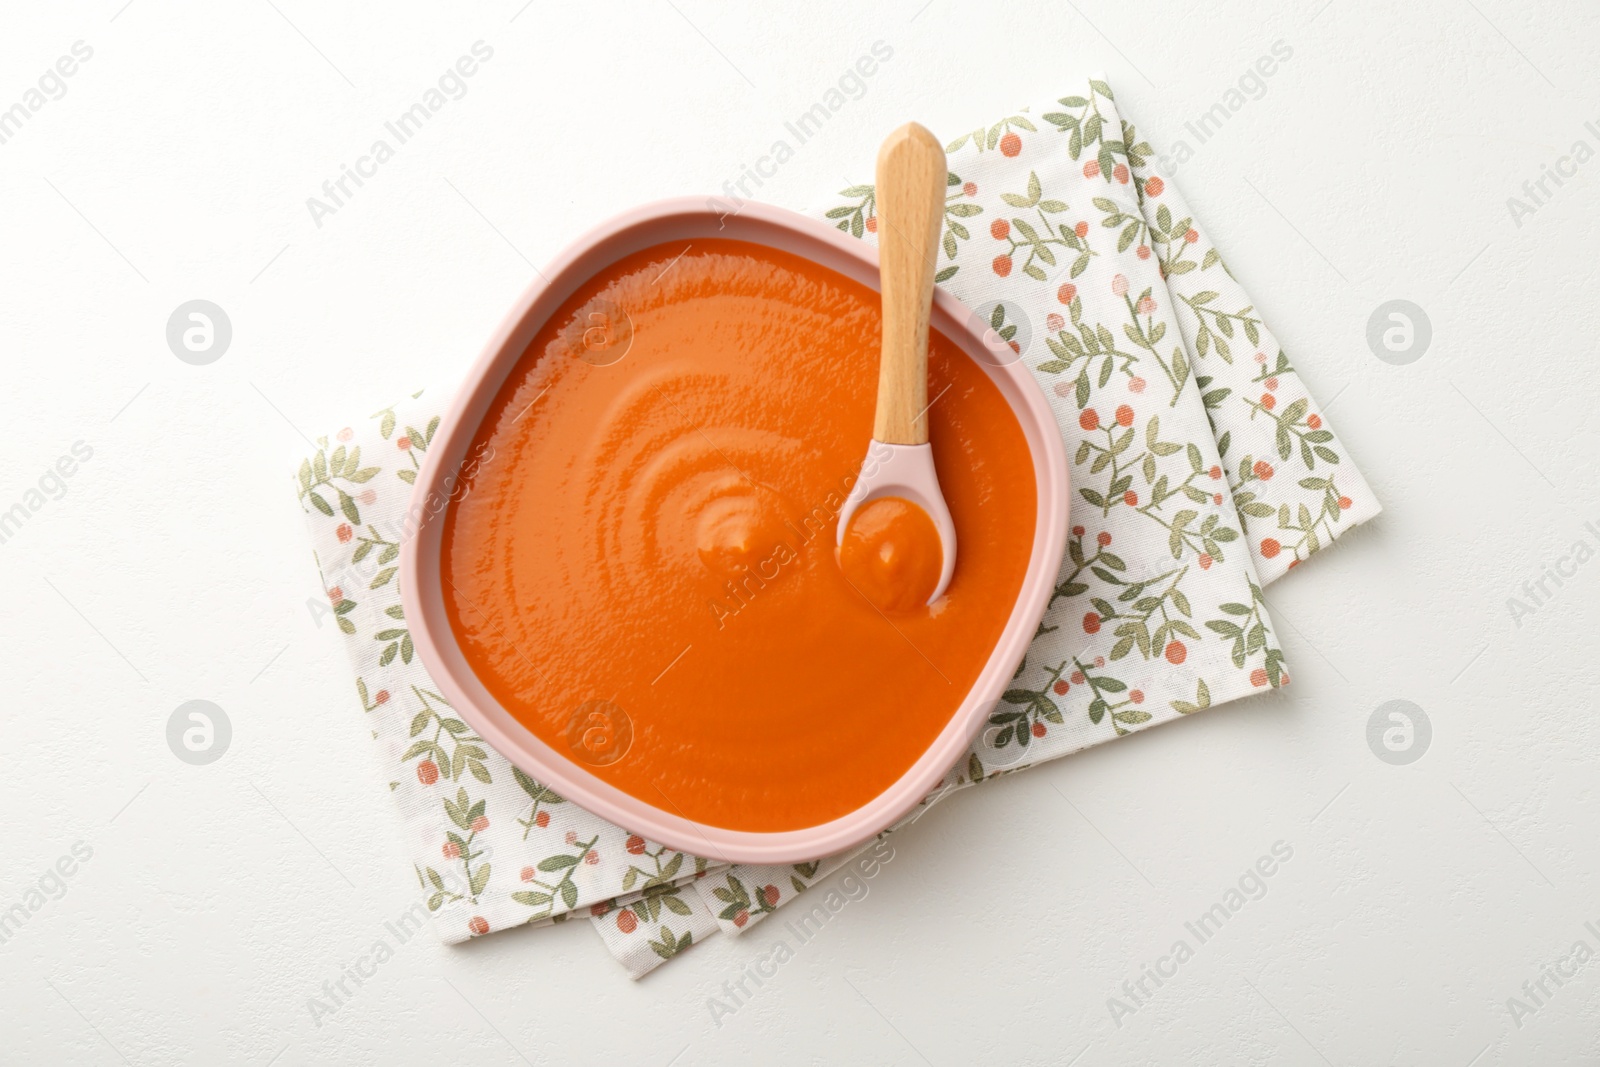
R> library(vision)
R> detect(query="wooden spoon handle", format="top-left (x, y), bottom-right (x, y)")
top-left (872, 122), bottom-right (947, 446)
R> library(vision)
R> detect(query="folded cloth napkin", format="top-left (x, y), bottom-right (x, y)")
top-left (293, 77), bottom-right (1378, 978)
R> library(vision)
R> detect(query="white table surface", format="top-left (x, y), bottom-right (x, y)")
top-left (3, 1), bottom-right (1597, 1063)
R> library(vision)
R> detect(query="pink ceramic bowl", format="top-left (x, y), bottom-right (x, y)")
top-left (400, 199), bottom-right (1069, 865)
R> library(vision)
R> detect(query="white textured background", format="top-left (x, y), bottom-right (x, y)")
top-left (2, 0), bottom-right (1597, 1063)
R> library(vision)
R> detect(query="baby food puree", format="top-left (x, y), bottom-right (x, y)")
top-left (442, 238), bottom-right (1036, 832)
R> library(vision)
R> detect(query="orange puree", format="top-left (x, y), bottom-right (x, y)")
top-left (838, 497), bottom-right (943, 613)
top-left (441, 238), bottom-right (1036, 832)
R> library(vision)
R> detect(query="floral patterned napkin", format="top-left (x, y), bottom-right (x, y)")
top-left (293, 78), bottom-right (1378, 978)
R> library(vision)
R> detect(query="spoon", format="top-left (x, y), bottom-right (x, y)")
top-left (835, 122), bottom-right (957, 607)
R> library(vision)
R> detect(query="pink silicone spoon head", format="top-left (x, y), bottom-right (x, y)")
top-left (836, 122), bottom-right (956, 606)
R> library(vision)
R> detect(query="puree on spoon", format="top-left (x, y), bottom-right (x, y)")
top-left (441, 238), bottom-right (1036, 832)
top-left (837, 496), bottom-right (944, 614)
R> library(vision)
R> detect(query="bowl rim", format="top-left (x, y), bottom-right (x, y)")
top-left (399, 197), bottom-right (1070, 865)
